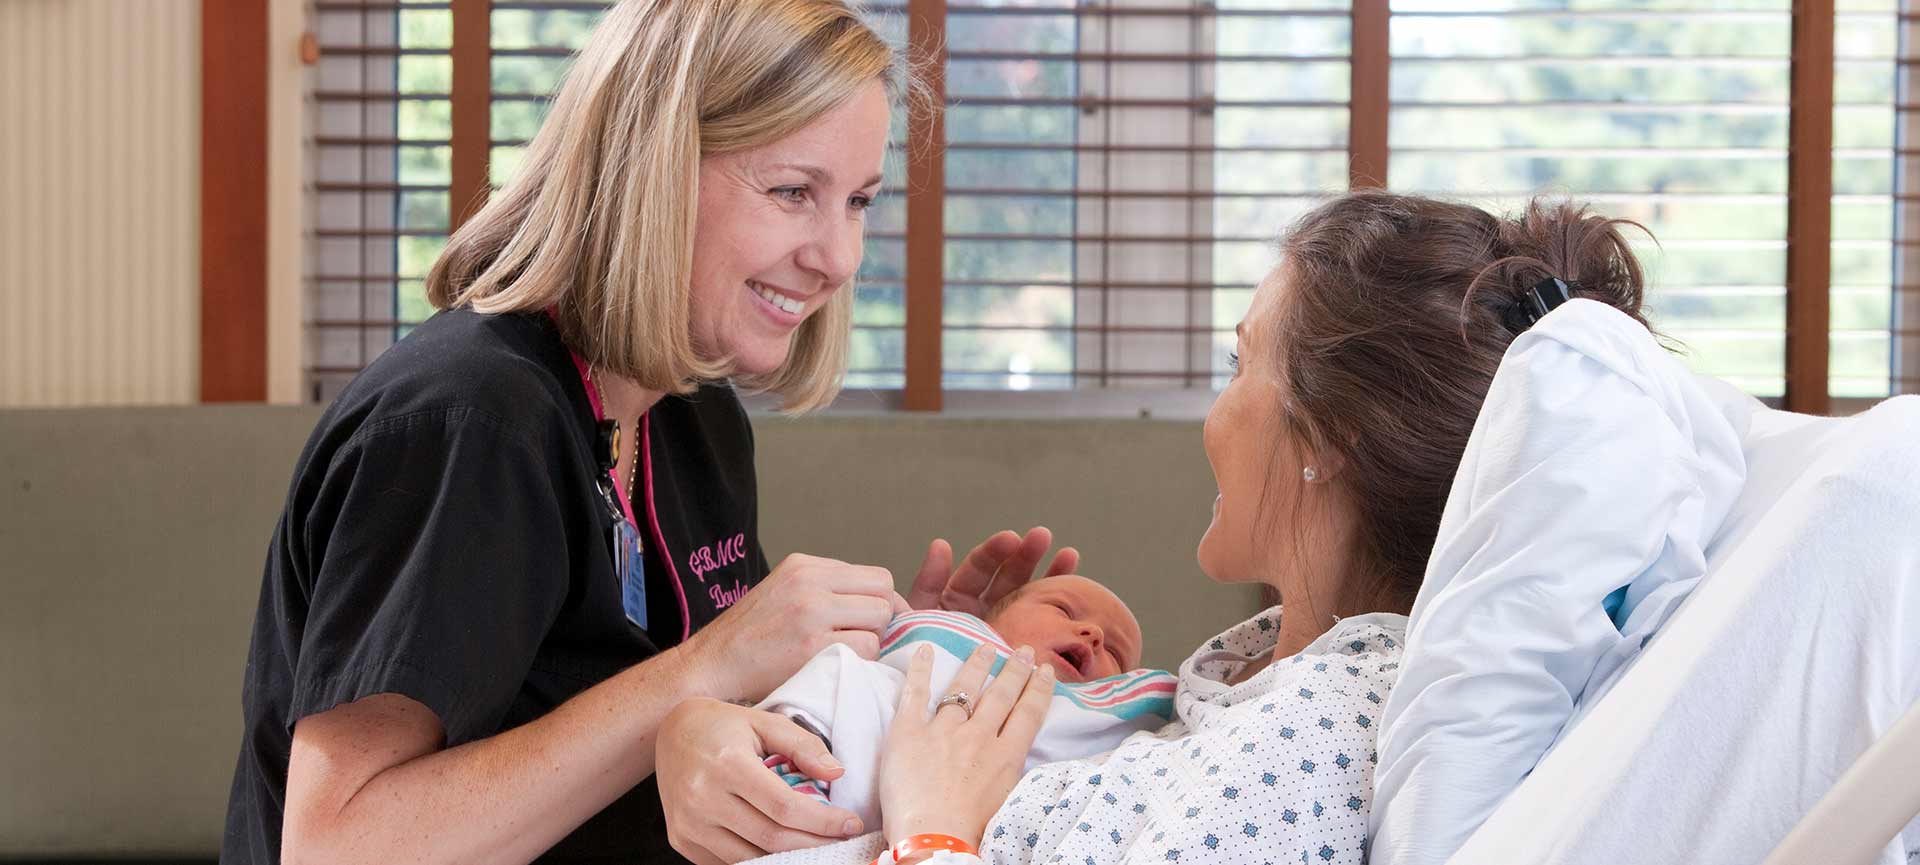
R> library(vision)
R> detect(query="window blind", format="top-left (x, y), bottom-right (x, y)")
top-left (1388, 0), bottom-right (1795, 398)
top-left (309, 0), bottom-right (456, 402)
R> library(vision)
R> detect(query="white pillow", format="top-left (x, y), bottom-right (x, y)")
top-left (1422, 391), bottom-right (1920, 865)
top-left (1367, 298), bottom-right (1752, 865)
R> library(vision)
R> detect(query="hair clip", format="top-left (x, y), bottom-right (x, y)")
top-left (1505, 276), bottom-right (1575, 333)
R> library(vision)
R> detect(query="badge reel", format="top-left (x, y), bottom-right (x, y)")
top-left (596, 420), bottom-right (648, 631)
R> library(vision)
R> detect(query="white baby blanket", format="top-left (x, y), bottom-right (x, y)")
top-left (757, 610), bottom-right (1178, 829)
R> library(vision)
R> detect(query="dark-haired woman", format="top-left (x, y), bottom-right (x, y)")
top-left (658, 191), bottom-right (1659, 865)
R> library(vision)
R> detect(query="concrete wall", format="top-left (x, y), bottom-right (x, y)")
top-left (0, 408), bottom-right (1254, 856)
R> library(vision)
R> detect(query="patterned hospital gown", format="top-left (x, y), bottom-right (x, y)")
top-left (981, 608), bottom-right (1407, 865)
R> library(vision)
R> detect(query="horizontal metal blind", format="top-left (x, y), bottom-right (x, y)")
top-left (471, 0), bottom-right (1357, 393)
top-left (1387, 0), bottom-right (1794, 398)
top-left (308, 0), bottom-right (455, 402)
top-left (932, 0), bottom-right (1354, 391)
top-left (1833, 0), bottom-right (1902, 399)
top-left (1860, 0), bottom-right (1920, 397)
top-left (305, 0), bottom-right (1912, 406)
top-left (1899, 0), bottom-right (1920, 394)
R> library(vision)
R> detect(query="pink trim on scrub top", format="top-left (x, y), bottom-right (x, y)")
top-left (641, 412), bottom-right (693, 643)
top-left (565, 348), bottom-right (691, 639)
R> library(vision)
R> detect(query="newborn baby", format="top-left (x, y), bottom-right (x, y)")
top-left (985, 573), bottom-right (1142, 683)
top-left (757, 575), bottom-right (1176, 827)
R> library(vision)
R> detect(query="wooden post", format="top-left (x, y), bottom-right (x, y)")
top-left (1348, 0), bottom-right (1390, 189)
top-left (904, 0), bottom-right (947, 410)
top-left (450, 0), bottom-right (492, 229)
top-left (200, 0), bottom-right (270, 401)
top-left (1785, 0), bottom-right (1835, 414)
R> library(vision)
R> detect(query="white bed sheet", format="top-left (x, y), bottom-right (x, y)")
top-left (1443, 396), bottom-right (1920, 865)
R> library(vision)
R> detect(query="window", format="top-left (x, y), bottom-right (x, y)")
top-left (1894, 0), bottom-right (1920, 397)
top-left (305, 0), bottom-right (1919, 411)
top-left (309, 0), bottom-right (454, 403)
top-left (1835, 0), bottom-right (1902, 401)
top-left (934, 0), bottom-right (1353, 393)
top-left (1389, 0), bottom-right (1794, 397)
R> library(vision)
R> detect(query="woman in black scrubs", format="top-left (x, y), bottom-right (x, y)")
top-left (221, 1), bottom-right (1073, 862)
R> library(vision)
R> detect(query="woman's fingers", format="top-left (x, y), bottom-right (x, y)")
top-left (1044, 545), bottom-right (1080, 578)
top-left (946, 531), bottom-right (1023, 602)
top-left (895, 644), bottom-right (935, 726)
top-left (1001, 659), bottom-right (1057, 741)
top-left (827, 629), bottom-right (880, 662)
top-left (823, 593), bottom-right (896, 634)
top-left (700, 821), bottom-right (771, 865)
top-left (732, 755), bottom-right (864, 842)
top-left (752, 711), bottom-right (846, 783)
top-left (934, 643), bottom-right (998, 727)
top-left (905, 539), bottom-right (955, 610)
top-left (735, 712), bottom-right (865, 841)
top-left (823, 562), bottom-right (897, 597)
top-left (970, 645), bottom-right (1037, 727)
top-left (726, 791), bottom-right (847, 857)
top-left (973, 527), bottom-right (1055, 608)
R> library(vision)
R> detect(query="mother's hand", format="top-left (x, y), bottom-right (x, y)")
top-left (657, 698), bottom-right (866, 865)
top-left (907, 527), bottom-right (1081, 617)
top-left (877, 643), bottom-right (1056, 849)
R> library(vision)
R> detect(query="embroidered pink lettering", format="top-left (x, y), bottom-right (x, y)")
top-left (688, 532), bottom-right (749, 583)
top-left (708, 579), bottom-right (750, 610)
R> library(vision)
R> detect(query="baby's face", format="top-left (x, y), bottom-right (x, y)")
top-left (986, 575), bottom-right (1143, 683)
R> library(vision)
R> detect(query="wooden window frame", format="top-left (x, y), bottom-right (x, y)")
top-left (1787, 0), bottom-right (1836, 416)
top-left (202, 0), bottom-right (271, 402)
top-left (253, 0), bottom-right (1867, 412)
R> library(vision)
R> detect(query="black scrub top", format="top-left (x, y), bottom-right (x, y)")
top-left (221, 309), bottom-right (771, 864)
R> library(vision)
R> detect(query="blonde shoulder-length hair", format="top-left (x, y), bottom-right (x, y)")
top-left (426, 0), bottom-right (900, 411)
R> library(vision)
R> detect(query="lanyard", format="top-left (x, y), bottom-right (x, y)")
top-left (564, 347), bottom-right (694, 642)
top-left (568, 350), bottom-right (640, 527)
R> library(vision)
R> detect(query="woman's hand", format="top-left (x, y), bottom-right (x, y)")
top-left (657, 698), bottom-right (867, 865)
top-left (877, 642), bottom-right (1057, 849)
top-left (680, 553), bottom-right (907, 703)
top-left (907, 527), bottom-right (1081, 617)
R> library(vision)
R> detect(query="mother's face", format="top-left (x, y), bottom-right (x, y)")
top-left (1197, 269), bottom-right (1310, 585)
top-left (689, 81), bottom-right (891, 375)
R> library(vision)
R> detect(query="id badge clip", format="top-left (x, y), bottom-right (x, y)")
top-left (596, 419), bottom-right (648, 631)
top-left (612, 517), bottom-right (649, 631)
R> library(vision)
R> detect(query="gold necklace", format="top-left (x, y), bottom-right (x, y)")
top-left (588, 367), bottom-right (641, 502)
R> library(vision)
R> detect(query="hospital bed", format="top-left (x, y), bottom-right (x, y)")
top-left (756, 394), bottom-right (1920, 865)
top-left (1443, 396), bottom-right (1920, 865)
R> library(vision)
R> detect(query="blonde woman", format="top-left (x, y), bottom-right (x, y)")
top-left (222, 1), bottom-right (1070, 862)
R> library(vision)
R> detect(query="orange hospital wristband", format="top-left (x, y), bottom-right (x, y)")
top-left (872, 833), bottom-right (978, 865)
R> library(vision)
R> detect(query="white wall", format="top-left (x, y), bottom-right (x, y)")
top-left (0, 0), bottom-right (309, 407)
top-left (0, 0), bottom-right (201, 406)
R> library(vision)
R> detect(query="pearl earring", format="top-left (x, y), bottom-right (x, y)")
top-left (1302, 466), bottom-right (1318, 482)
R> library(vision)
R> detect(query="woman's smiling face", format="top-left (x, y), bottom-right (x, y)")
top-left (1197, 265), bottom-right (1365, 638)
top-left (1198, 269), bottom-right (1300, 585)
top-left (687, 81), bottom-right (890, 375)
